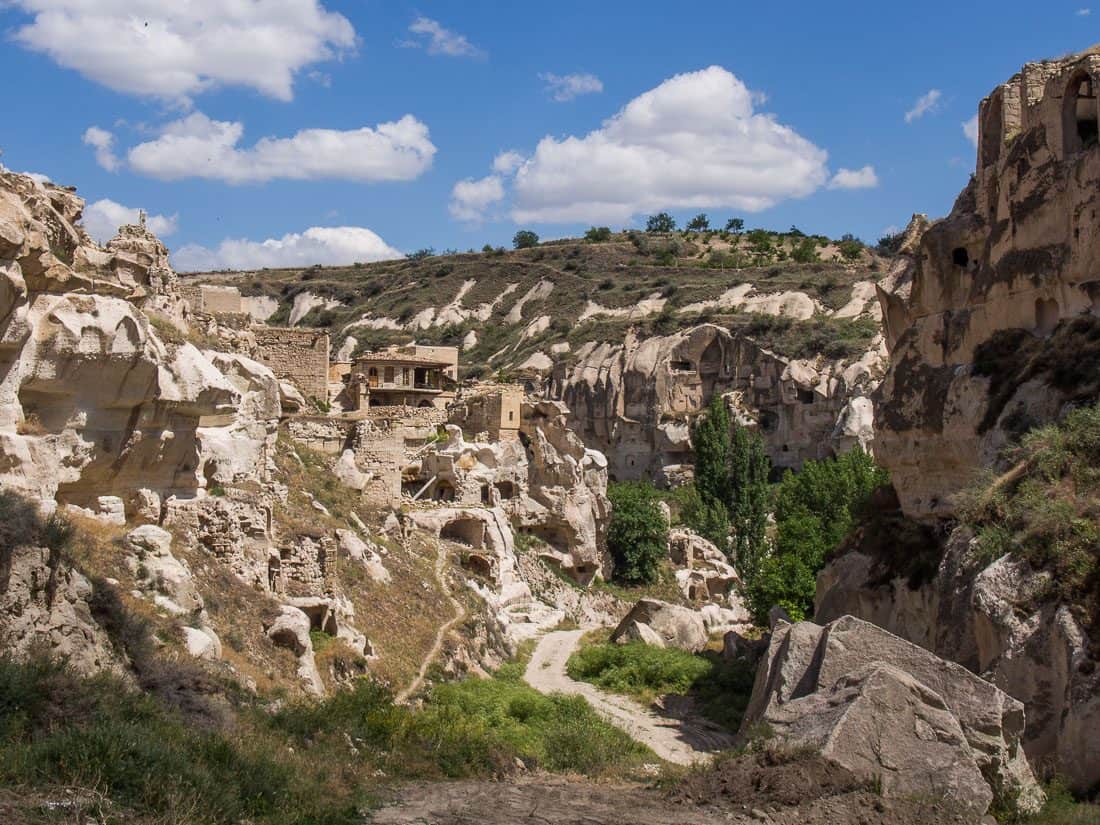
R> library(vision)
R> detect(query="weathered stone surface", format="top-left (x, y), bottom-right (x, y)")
top-left (265, 605), bottom-right (324, 696)
top-left (742, 615), bottom-right (1043, 814)
top-left (125, 525), bottom-right (203, 616)
top-left (0, 545), bottom-right (121, 675)
top-left (610, 598), bottom-right (708, 653)
top-left (552, 324), bottom-right (883, 483)
top-left (765, 662), bottom-right (993, 812)
top-left (817, 528), bottom-right (1100, 794)
top-left (875, 47), bottom-right (1100, 520)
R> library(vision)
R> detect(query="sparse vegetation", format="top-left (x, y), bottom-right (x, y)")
top-left (646, 212), bottom-right (677, 233)
top-left (513, 230), bottom-right (539, 249)
top-left (957, 403), bottom-right (1100, 628)
top-left (584, 226), bottom-right (612, 243)
top-left (566, 641), bottom-right (755, 731)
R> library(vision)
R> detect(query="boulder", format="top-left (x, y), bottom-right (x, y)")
top-left (611, 598), bottom-right (708, 653)
top-left (183, 626), bottom-right (222, 660)
top-left (125, 525), bottom-right (203, 615)
top-left (741, 615), bottom-right (1043, 815)
top-left (265, 605), bottom-right (325, 696)
top-left (765, 662), bottom-right (992, 812)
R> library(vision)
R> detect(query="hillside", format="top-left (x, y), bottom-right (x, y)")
top-left (185, 228), bottom-right (888, 378)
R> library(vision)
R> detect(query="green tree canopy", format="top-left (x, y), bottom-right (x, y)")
top-left (645, 212), bottom-right (677, 233)
top-left (686, 213), bottom-right (710, 232)
top-left (607, 482), bottom-right (669, 585)
top-left (513, 230), bottom-right (540, 249)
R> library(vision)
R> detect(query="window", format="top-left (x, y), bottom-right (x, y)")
top-left (384, 366), bottom-right (394, 384)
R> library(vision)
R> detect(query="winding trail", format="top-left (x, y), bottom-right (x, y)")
top-left (523, 629), bottom-right (736, 765)
top-left (395, 543), bottom-right (465, 704)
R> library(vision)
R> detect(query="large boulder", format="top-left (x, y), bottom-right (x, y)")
top-left (610, 598), bottom-right (708, 653)
top-left (741, 615), bottom-right (1043, 814)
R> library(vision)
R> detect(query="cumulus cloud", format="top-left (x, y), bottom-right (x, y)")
top-left (905, 89), bottom-right (943, 123)
top-left (126, 112), bottom-right (436, 184)
top-left (172, 226), bottom-right (403, 272)
top-left (503, 66), bottom-right (830, 224)
top-left (449, 176), bottom-right (505, 222)
top-left (9, 0), bottom-right (355, 104)
top-left (828, 165), bottom-right (879, 190)
top-left (1076, 7), bottom-right (1091, 15)
top-left (83, 199), bottom-right (178, 244)
top-left (82, 126), bottom-right (120, 172)
top-left (540, 72), bottom-right (603, 102)
top-left (963, 114), bottom-right (979, 146)
top-left (492, 150), bottom-right (525, 175)
top-left (401, 17), bottom-right (483, 58)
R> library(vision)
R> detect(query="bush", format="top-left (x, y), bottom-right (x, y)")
top-left (406, 247), bottom-right (435, 260)
top-left (958, 404), bottom-right (1100, 627)
top-left (791, 236), bottom-right (820, 263)
top-left (837, 234), bottom-right (864, 261)
top-left (513, 230), bottom-right (539, 249)
top-left (584, 226), bottom-right (612, 243)
top-left (607, 482), bottom-right (669, 585)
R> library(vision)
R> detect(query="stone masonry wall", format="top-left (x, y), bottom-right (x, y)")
top-left (252, 327), bottom-right (330, 401)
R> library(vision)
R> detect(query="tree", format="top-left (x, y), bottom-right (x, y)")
top-left (585, 226), bottom-right (612, 243)
top-left (791, 236), bottom-right (820, 263)
top-left (745, 448), bottom-right (887, 623)
top-left (607, 482), bottom-right (669, 584)
top-left (876, 231), bottom-right (904, 256)
top-left (686, 213), bottom-right (710, 232)
top-left (406, 248), bottom-right (434, 260)
top-left (513, 230), bottom-right (539, 249)
top-left (691, 396), bottom-right (731, 511)
top-left (838, 234), bottom-right (864, 261)
top-left (728, 423), bottom-right (771, 586)
top-left (677, 483), bottom-right (730, 551)
top-left (725, 217), bottom-right (744, 233)
top-left (646, 212), bottom-right (676, 233)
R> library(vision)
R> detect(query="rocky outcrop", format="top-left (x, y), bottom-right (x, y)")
top-left (875, 46), bottom-right (1100, 520)
top-left (552, 324), bottom-right (882, 484)
top-left (742, 615), bottom-right (1043, 815)
top-left (611, 598), bottom-right (708, 652)
top-left (412, 399), bottom-right (610, 581)
top-left (0, 545), bottom-right (121, 675)
top-left (816, 528), bottom-right (1100, 793)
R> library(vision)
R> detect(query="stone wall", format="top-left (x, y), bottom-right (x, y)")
top-left (181, 283), bottom-right (244, 314)
top-left (251, 327), bottom-right (330, 401)
top-left (449, 385), bottom-right (524, 441)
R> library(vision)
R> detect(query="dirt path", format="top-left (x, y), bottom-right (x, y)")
top-left (523, 629), bottom-right (736, 766)
top-left (395, 543), bottom-right (465, 704)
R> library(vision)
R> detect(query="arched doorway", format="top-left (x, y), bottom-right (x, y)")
top-left (1064, 72), bottom-right (1098, 156)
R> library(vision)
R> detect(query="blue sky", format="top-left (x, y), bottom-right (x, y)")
top-left (0, 1), bottom-right (1095, 270)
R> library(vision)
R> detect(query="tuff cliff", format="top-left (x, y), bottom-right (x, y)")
top-left (819, 46), bottom-right (1100, 792)
top-left (875, 46), bottom-right (1100, 521)
top-left (552, 323), bottom-right (880, 483)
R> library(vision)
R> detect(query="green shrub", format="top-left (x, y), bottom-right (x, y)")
top-left (607, 482), bottom-right (669, 584)
top-left (513, 230), bottom-right (539, 249)
top-left (584, 226), bottom-right (612, 243)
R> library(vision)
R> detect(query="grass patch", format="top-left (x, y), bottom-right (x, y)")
top-left (566, 641), bottom-right (755, 731)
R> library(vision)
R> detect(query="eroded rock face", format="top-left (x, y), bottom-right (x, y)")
top-left (0, 545), bottom-right (122, 675)
top-left (414, 400), bottom-right (610, 581)
top-left (552, 324), bottom-right (882, 484)
top-left (816, 529), bottom-right (1100, 794)
top-left (742, 615), bottom-right (1043, 815)
top-left (875, 47), bottom-right (1100, 520)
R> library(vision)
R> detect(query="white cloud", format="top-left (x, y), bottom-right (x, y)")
top-left (504, 66), bottom-right (829, 224)
top-left (449, 176), bottom-right (505, 222)
top-left (1076, 7), bottom-right (1091, 15)
top-left (905, 89), bottom-right (943, 123)
top-left (492, 150), bottom-right (525, 175)
top-left (9, 0), bottom-right (355, 104)
top-left (171, 226), bottom-right (402, 272)
top-left (402, 17), bottom-right (483, 58)
top-left (540, 72), bottom-right (603, 102)
top-left (83, 199), bottom-right (178, 244)
top-left (126, 112), bottom-right (436, 184)
top-left (828, 165), bottom-right (879, 190)
top-left (963, 114), bottom-right (979, 147)
top-left (82, 126), bottom-right (120, 172)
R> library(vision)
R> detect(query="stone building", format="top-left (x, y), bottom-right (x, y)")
top-left (344, 344), bottom-right (459, 410)
top-left (448, 384), bottom-right (524, 441)
top-left (251, 327), bottom-right (331, 403)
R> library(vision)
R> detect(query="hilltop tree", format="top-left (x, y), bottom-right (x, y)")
top-left (725, 217), bottom-right (744, 233)
top-left (584, 226), bottom-right (612, 243)
top-left (686, 213), bottom-right (710, 232)
top-left (646, 212), bottom-right (676, 233)
top-left (513, 230), bottom-right (539, 249)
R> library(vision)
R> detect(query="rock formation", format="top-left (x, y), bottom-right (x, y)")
top-left (875, 47), bottom-right (1100, 520)
top-left (552, 324), bottom-right (882, 484)
top-left (742, 615), bottom-right (1043, 815)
